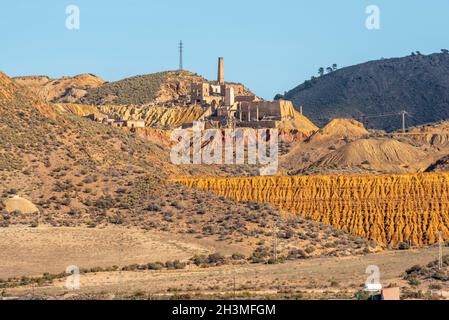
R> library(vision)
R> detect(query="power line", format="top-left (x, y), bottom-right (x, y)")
top-left (400, 110), bottom-right (409, 133)
top-left (360, 110), bottom-right (411, 132)
top-left (273, 219), bottom-right (278, 262)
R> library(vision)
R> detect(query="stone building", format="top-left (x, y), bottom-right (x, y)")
top-left (126, 120), bottom-right (146, 129)
top-left (83, 113), bottom-right (145, 129)
top-left (190, 57), bottom-right (256, 109)
top-left (189, 57), bottom-right (297, 129)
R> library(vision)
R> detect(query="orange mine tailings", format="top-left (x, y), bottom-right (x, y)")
top-left (174, 173), bottom-right (449, 246)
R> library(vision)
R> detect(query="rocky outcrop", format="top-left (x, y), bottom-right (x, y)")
top-left (4, 196), bottom-right (39, 214)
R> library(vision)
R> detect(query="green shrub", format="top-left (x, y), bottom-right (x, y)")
top-left (208, 253), bottom-right (225, 265)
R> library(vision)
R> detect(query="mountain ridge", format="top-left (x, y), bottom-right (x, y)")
top-left (284, 52), bottom-right (449, 131)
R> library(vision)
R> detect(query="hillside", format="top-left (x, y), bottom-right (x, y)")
top-left (280, 119), bottom-right (369, 173)
top-left (426, 154), bottom-right (449, 172)
top-left (284, 52), bottom-right (449, 131)
top-left (312, 138), bottom-right (428, 173)
top-left (281, 118), bottom-right (449, 175)
top-left (78, 70), bottom-right (257, 105)
top-left (14, 74), bottom-right (104, 103)
top-left (394, 121), bottom-right (449, 148)
top-left (2, 71), bottom-right (364, 262)
top-left (0, 71), bottom-right (176, 226)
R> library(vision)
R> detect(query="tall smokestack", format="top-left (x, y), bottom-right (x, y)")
top-left (218, 57), bottom-right (224, 84)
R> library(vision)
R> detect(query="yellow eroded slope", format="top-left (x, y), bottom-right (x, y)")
top-left (99, 104), bottom-right (209, 128)
top-left (175, 173), bottom-right (449, 246)
top-left (53, 103), bottom-right (100, 116)
top-left (53, 103), bottom-right (210, 128)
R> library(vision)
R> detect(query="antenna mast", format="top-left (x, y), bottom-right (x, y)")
top-left (439, 231), bottom-right (443, 270)
top-left (179, 40), bottom-right (183, 71)
top-left (273, 220), bottom-right (278, 262)
top-left (400, 110), bottom-right (408, 133)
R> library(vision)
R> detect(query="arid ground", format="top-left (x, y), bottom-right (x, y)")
top-left (1, 226), bottom-right (447, 300)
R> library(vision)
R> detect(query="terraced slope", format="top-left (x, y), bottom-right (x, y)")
top-left (176, 173), bottom-right (449, 247)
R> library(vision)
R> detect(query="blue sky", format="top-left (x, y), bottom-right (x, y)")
top-left (1, 0), bottom-right (449, 99)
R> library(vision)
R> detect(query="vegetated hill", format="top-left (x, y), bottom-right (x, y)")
top-left (14, 74), bottom-right (104, 103)
top-left (284, 52), bottom-right (449, 131)
top-left (0, 70), bottom-right (174, 221)
top-left (1, 70), bottom-right (217, 224)
top-left (79, 70), bottom-right (256, 105)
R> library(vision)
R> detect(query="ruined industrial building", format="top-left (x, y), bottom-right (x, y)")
top-left (83, 57), bottom-right (313, 134)
top-left (187, 57), bottom-right (305, 130)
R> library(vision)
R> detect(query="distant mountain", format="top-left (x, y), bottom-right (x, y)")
top-left (284, 52), bottom-right (449, 131)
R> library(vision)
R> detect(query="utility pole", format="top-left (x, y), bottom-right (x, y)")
top-left (400, 110), bottom-right (408, 133)
top-left (273, 220), bottom-right (278, 262)
top-left (438, 231), bottom-right (443, 270)
top-left (233, 273), bottom-right (236, 299)
top-left (179, 40), bottom-right (183, 71)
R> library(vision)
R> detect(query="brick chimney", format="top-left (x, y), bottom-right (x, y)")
top-left (218, 57), bottom-right (224, 84)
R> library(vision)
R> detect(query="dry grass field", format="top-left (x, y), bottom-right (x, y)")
top-left (0, 226), bottom-right (214, 279)
top-left (0, 226), bottom-right (447, 300)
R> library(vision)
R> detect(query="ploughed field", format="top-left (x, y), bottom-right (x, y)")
top-left (176, 173), bottom-right (449, 247)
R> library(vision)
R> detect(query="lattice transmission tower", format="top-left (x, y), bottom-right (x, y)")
top-left (179, 40), bottom-right (184, 71)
